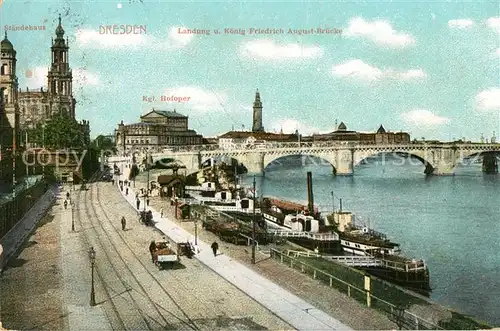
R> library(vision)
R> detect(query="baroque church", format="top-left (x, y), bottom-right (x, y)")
top-left (0, 15), bottom-right (90, 184)
top-left (1, 15), bottom-right (89, 141)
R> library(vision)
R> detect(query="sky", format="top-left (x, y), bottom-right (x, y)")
top-left (1, 0), bottom-right (499, 141)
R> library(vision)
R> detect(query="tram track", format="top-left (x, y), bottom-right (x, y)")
top-left (73, 173), bottom-right (127, 330)
top-left (91, 182), bottom-right (201, 330)
top-left (79, 175), bottom-right (199, 330)
top-left (75, 173), bottom-right (157, 330)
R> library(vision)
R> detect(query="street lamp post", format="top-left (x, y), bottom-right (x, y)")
top-left (143, 150), bottom-right (150, 211)
top-left (194, 219), bottom-right (198, 245)
top-left (251, 175), bottom-right (256, 264)
top-left (71, 201), bottom-right (75, 232)
top-left (88, 247), bottom-right (96, 306)
top-left (330, 191), bottom-right (334, 212)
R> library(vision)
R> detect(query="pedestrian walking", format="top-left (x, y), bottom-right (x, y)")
top-left (146, 197), bottom-right (150, 206)
top-left (136, 198), bottom-right (140, 210)
top-left (66, 192), bottom-right (70, 199)
top-left (211, 241), bottom-right (219, 257)
top-left (160, 207), bottom-right (164, 218)
top-left (64, 200), bottom-right (68, 209)
top-left (149, 241), bottom-right (156, 263)
top-left (120, 184), bottom-right (123, 191)
top-left (0, 243), bottom-right (4, 273)
top-left (121, 216), bottom-right (126, 231)
top-left (126, 187), bottom-right (129, 195)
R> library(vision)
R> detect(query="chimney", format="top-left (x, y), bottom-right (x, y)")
top-left (306, 171), bottom-right (314, 213)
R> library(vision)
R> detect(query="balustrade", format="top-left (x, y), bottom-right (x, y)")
top-left (152, 141), bottom-right (500, 154)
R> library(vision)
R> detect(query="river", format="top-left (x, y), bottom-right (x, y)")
top-left (239, 155), bottom-right (500, 326)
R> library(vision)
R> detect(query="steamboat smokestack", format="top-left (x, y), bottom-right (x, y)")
top-left (307, 171), bottom-right (314, 213)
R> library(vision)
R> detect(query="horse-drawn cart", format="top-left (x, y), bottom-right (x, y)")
top-left (152, 242), bottom-right (179, 269)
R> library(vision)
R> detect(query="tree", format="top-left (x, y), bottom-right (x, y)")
top-left (29, 113), bottom-right (86, 149)
top-left (91, 135), bottom-right (116, 156)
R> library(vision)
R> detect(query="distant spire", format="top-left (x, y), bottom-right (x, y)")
top-left (58, 14), bottom-right (61, 24)
top-left (4, 31), bottom-right (7, 39)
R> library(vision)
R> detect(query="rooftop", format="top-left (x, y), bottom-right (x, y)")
top-left (1, 31), bottom-right (14, 52)
top-left (141, 109), bottom-right (188, 119)
top-left (218, 131), bottom-right (298, 140)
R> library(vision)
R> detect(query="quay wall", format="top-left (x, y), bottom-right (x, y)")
top-left (0, 178), bottom-right (50, 239)
top-left (182, 192), bottom-right (492, 329)
top-left (271, 250), bottom-right (492, 330)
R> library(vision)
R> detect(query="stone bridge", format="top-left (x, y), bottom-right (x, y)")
top-left (111, 142), bottom-right (500, 176)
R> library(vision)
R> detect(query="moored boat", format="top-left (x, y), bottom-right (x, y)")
top-left (327, 211), bottom-right (400, 256)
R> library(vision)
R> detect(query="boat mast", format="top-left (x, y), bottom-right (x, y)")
top-left (251, 175), bottom-right (256, 264)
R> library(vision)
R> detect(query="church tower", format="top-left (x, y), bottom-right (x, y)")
top-left (0, 31), bottom-right (20, 150)
top-left (252, 89), bottom-right (264, 132)
top-left (47, 15), bottom-right (76, 118)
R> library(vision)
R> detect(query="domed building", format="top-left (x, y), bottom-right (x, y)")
top-left (1, 31), bottom-right (22, 185)
top-left (0, 16), bottom-right (91, 184)
top-left (310, 122), bottom-right (410, 144)
top-left (1, 15), bottom-right (89, 139)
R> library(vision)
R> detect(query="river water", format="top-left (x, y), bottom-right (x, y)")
top-left (240, 156), bottom-right (500, 326)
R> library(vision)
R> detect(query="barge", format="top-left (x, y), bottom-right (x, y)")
top-left (259, 171), bottom-right (431, 294)
top-left (328, 210), bottom-right (430, 293)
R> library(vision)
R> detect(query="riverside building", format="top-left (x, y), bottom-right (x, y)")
top-left (115, 108), bottom-right (203, 154)
top-left (217, 90), bottom-right (299, 150)
top-left (307, 122), bottom-right (410, 144)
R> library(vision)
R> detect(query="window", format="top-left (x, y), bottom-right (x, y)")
top-left (0, 64), bottom-right (7, 75)
top-left (146, 140), bottom-right (149, 144)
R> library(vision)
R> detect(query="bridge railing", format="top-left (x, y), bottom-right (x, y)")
top-left (270, 249), bottom-right (444, 330)
top-left (152, 142), bottom-right (500, 154)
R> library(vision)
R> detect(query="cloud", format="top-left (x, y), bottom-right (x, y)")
top-left (270, 118), bottom-right (330, 135)
top-left (23, 66), bottom-right (48, 89)
top-left (162, 86), bottom-right (228, 111)
top-left (76, 26), bottom-right (195, 49)
top-left (496, 48), bottom-right (500, 56)
top-left (344, 17), bottom-right (415, 47)
top-left (22, 66), bottom-right (100, 90)
top-left (73, 68), bottom-right (101, 86)
top-left (448, 19), bottom-right (474, 29)
top-left (401, 109), bottom-right (450, 126)
top-left (168, 26), bottom-right (194, 47)
top-left (240, 40), bottom-right (323, 60)
top-left (486, 17), bottom-right (500, 32)
top-left (331, 60), bottom-right (426, 81)
top-left (475, 88), bottom-right (500, 111)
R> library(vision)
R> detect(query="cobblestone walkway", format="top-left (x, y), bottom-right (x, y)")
top-left (120, 180), bottom-right (353, 331)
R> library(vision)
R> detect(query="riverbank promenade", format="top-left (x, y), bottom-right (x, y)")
top-left (118, 184), bottom-right (352, 331)
top-left (0, 186), bottom-right (57, 272)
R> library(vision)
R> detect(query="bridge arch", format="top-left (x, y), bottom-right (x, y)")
top-left (152, 157), bottom-right (187, 169)
top-left (201, 155), bottom-right (248, 173)
top-left (353, 150), bottom-right (435, 174)
top-left (455, 150), bottom-right (499, 174)
top-left (263, 153), bottom-right (338, 174)
top-left (457, 150), bottom-right (500, 161)
top-left (264, 154), bottom-right (334, 169)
